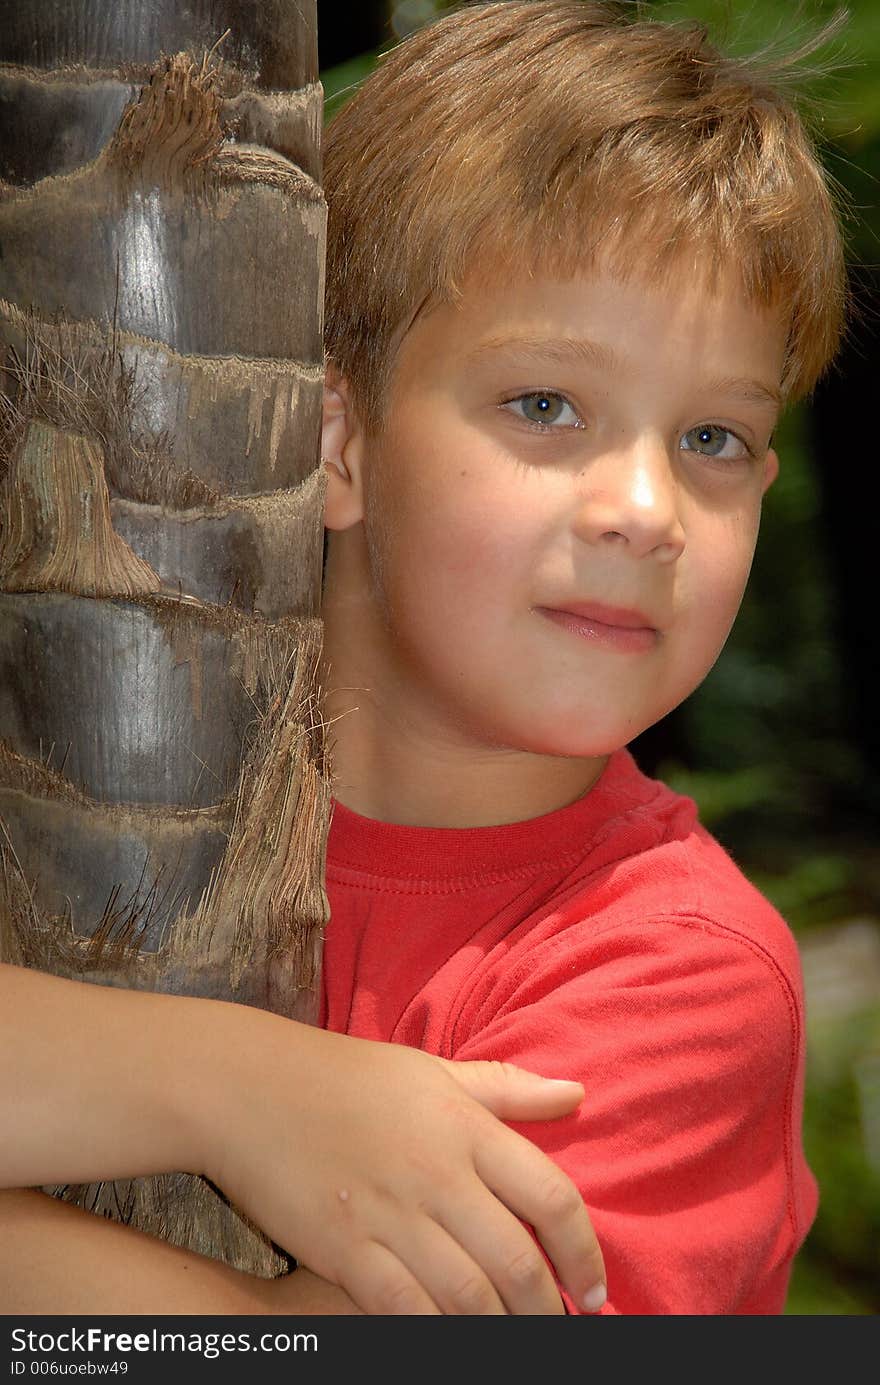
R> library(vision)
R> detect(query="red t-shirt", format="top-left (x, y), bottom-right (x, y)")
top-left (319, 748), bottom-right (818, 1314)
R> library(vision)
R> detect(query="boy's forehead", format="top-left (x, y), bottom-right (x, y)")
top-left (395, 259), bottom-right (788, 396)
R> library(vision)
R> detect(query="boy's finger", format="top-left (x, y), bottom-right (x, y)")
top-left (473, 1134), bottom-right (607, 1314)
top-left (439, 1057), bottom-right (585, 1120)
top-left (391, 1218), bottom-right (510, 1315)
top-left (339, 1242), bottom-right (443, 1316)
top-left (435, 1190), bottom-right (567, 1315)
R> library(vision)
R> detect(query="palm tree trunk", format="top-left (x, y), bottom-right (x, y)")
top-left (0, 0), bottom-right (328, 1276)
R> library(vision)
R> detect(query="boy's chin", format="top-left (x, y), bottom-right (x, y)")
top-left (499, 726), bottom-right (638, 763)
top-left (507, 710), bottom-right (678, 762)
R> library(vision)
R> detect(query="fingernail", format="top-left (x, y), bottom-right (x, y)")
top-left (582, 1282), bottom-right (607, 1313)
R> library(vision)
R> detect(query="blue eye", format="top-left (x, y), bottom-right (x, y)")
top-left (681, 424), bottom-right (749, 461)
top-left (506, 392), bottom-right (581, 427)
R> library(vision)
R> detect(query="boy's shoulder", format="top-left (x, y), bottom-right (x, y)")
top-left (565, 749), bottom-right (801, 978)
top-left (448, 753), bottom-right (806, 1074)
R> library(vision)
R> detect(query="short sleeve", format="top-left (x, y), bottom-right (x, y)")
top-left (450, 914), bottom-right (817, 1315)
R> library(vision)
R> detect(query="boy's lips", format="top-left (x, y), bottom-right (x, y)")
top-left (535, 601), bottom-right (660, 653)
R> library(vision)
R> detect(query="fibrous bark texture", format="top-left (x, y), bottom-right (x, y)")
top-left (0, 0), bottom-right (328, 1276)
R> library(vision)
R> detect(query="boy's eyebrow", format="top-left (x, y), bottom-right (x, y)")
top-left (466, 335), bottom-right (617, 371)
top-left (465, 335), bottom-right (782, 410)
top-left (703, 376), bottom-right (783, 410)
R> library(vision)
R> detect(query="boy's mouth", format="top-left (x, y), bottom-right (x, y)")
top-left (534, 601), bottom-right (659, 654)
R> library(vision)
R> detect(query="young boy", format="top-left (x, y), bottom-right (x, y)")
top-left (0, 0), bottom-right (846, 1315)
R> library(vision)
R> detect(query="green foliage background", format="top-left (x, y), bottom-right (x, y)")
top-left (319, 0), bottom-right (880, 1314)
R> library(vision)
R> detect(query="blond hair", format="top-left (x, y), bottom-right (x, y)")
top-left (323, 0), bottom-right (846, 427)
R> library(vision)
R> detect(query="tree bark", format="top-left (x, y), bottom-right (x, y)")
top-left (0, 0), bottom-right (328, 1277)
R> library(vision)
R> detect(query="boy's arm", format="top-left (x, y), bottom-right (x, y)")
top-left (0, 1189), bottom-right (361, 1315)
top-left (1, 962), bottom-right (605, 1315)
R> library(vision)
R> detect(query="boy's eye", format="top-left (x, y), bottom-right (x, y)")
top-left (681, 424), bottom-right (750, 461)
top-left (504, 392), bottom-right (581, 428)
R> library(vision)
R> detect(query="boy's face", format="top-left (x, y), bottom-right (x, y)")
top-left (324, 259), bottom-right (784, 765)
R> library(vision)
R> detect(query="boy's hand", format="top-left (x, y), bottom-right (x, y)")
top-left (0, 967), bottom-right (603, 1315)
top-left (193, 1019), bottom-right (605, 1315)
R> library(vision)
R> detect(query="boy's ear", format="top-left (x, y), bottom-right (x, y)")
top-left (762, 446), bottom-right (780, 494)
top-left (322, 363), bottom-right (365, 531)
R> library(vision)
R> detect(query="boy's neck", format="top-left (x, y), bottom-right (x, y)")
top-left (322, 685), bottom-right (608, 828)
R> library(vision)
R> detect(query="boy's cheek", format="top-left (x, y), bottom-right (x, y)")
top-left (393, 487), bottom-right (524, 582)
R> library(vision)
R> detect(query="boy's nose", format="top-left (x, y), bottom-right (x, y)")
top-left (570, 441), bottom-right (686, 563)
